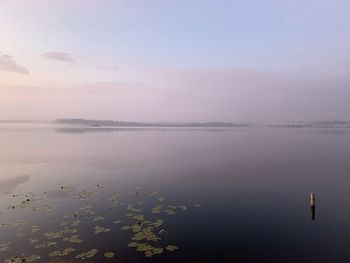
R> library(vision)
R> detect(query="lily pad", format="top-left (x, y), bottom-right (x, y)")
top-left (29, 238), bottom-right (39, 244)
top-left (0, 242), bottom-right (10, 252)
top-left (94, 226), bottom-right (111, 234)
top-left (70, 220), bottom-right (80, 227)
top-left (150, 219), bottom-right (164, 228)
top-left (12, 219), bottom-right (27, 226)
top-left (34, 241), bottom-right (57, 249)
top-left (166, 245), bottom-right (178, 252)
top-left (49, 247), bottom-right (76, 257)
top-left (121, 225), bottom-right (132, 231)
top-left (132, 214), bottom-right (145, 221)
top-left (92, 215), bottom-right (104, 221)
top-left (104, 251), bottom-right (115, 258)
top-left (143, 247), bottom-right (164, 257)
top-left (76, 248), bottom-right (99, 259)
top-left (63, 234), bottom-right (83, 243)
top-left (164, 209), bottom-right (176, 215)
top-left (178, 205), bottom-right (188, 211)
top-left (151, 205), bottom-right (162, 214)
top-left (31, 225), bottom-right (40, 233)
top-left (128, 242), bottom-right (139, 247)
top-left (44, 231), bottom-right (63, 239)
top-left (78, 190), bottom-right (97, 200)
top-left (5, 254), bottom-right (41, 263)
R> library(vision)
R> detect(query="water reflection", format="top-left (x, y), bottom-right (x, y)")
top-left (1, 127), bottom-right (350, 262)
top-left (310, 205), bottom-right (316, 220)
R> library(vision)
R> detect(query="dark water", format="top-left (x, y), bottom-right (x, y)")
top-left (1, 126), bottom-right (350, 263)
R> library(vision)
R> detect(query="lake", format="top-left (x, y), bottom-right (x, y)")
top-left (1, 125), bottom-right (350, 262)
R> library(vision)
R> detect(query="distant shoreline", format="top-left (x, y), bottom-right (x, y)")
top-left (0, 119), bottom-right (350, 129)
top-left (54, 118), bottom-right (251, 128)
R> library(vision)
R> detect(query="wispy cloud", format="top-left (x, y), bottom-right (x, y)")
top-left (42, 51), bottom-right (77, 64)
top-left (0, 52), bottom-right (29, 75)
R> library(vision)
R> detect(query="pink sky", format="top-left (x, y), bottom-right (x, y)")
top-left (1, 0), bottom-right (350, 122)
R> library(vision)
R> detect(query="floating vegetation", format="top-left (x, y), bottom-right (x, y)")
top-left (150, 219), bottom-right (164, 228)
top-left (0, 183), bottom-right (202, 261)
top-left (44, 231), bottom-right (64, 239)
top-left (127, 204), bottom-right (141, 213)
top-left (178, 205), bottom-right (188, 211)
top-left (132, 214), bottom-right (145, 222)
top-left (135, 243), bottom-right (154, 252)
top-left (15, 233), bottom-right (26, 237)
top-left (76, 248), bottom-right (99, 259)
top-left (31, 225), bottom-right (40, 233)
top-left (92, 215), bottom-right (104, 221)
top-left (164, 209), bottom-right (176, 215)
top-left (70, 220), bottom-right (80, 227)
top-left (151, 205), bottom-right (162, 214)
top-left (166, 245), bottom-right (178, 252)
top-left (94, 226), bottom-right (111, 234)
top-left (12, 219), bottom-right (27, 227)
top-left (150, 247), bottom-right (164, 256)
top-left (62, 228), bottom-right (78, 234)
top-left (128, 242), bottom-right (139, 247)
top-left (78, 190), bottom-right (97, 200)
top-left (63, 234), bottom-right (83, 243)
top-left (48, 248), bottom-right (76, 257)
top-left (61, 221), bottom-right (69, 226)
top-left (104, 251), bottom-right (115, 258)
top-left (131, 227), bottom-right (161, 242)
top-left (120, 225), bottom-right (131, 231)
top-left (29, 238), bottom-right (39, 244)
top-left (130, 243), bottom-right (164, 258)
top-left (0, 242), bottom-right (10, 252)
top-left (34, 241), bottom-right (57, 249)
top-left (5, 254), bottom-right (41, 263)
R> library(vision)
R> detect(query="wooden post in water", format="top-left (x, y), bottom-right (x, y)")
top-left (310, 192), bottom-right (316, 207)
top-left (310, 192), bottom-right (316, 220)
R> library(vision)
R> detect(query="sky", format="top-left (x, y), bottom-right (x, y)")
top-left (0, 0), bottom-right (349, 123)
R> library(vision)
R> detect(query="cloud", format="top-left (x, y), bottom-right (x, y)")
top-left (0, 53), bottom-right (29, 75)
top-left (42, 51), bottom-right (76, 63)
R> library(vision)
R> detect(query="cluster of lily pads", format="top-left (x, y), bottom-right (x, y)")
top-left (0, 184), bottom-right (202, 262)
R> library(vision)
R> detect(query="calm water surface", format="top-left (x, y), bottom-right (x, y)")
top-left (1, 126), bottom-right (350, 262)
